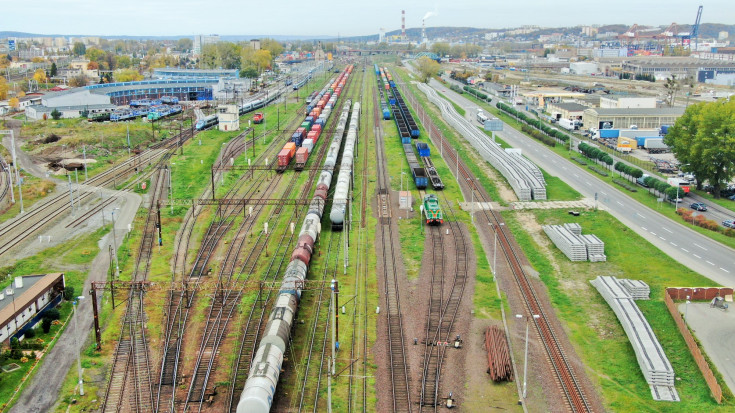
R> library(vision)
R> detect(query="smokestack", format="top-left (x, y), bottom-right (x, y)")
top-left (422, 19), bottom-right (426, 44)
top-left (402, 10), bottom-right (406, 41)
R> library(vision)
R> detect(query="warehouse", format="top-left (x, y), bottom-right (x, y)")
top-left (545, 102), bottom-right (589, 121)
top-left (582, 107), bottom-right (685, 130)
top-left (153, 68), bottom-right (238, 80)
top-left (26, 104), bottom-right (117, 120)
top-left (0, 273), bottom-right (66, 345)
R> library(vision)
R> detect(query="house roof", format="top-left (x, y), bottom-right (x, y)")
top-left (0, 273), bottom-right (65, 326)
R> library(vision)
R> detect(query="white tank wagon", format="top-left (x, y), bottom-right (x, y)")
top-left (236, 100), bottom-right (354, 413)
top-left (330, 102), bottom-right (361, 230)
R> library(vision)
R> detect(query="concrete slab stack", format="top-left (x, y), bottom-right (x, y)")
top-left (563, 223), bottom-right (582, 236)
top-left (542, 225), bottom-right (588, 261)
top-left (619, 279), bottom-right (650, 300)
top-left (590, 276), bottom-right (679, 402)
top-left (579, 234), bottom-right (606, 262)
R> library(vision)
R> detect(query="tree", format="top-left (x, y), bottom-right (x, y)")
top-left (175, 38), bottom-right (193, 52)
top-left (240, 67), bottom-right (258, 79)
top-left (9, 97), bottom-right (19, 109)
top-left (416, 56), bottom-right (440, 83)
top-left (0, 77), bottom-right (8, 100)
top-left (41, 318), bottom-right (52, 333)
top-left (33, 69), bottom-right (47, 84)
top-left (260, 38), bottom-right (284, 58)
top-left (113, 68), bottom-right (144, 82)
top-left (663, 74), bottom-right (680, 107)
top-left (69, 75), bottom-right (88, 87)
top-left (50, 108), bottom-right (62, 120)
top-left (85, 47), bottom-right (106, 63)
top-left (64, 286), bottom-right (76, 300)
top-left (430, 42), bottom-right (450, 57)
top-left (50, 62), bottom-right (58, 77)
top-left (664, 99), bottom-right (735, 198)
top-left (115, 55), bottom-right (132, 69)
top-left (87, 61), bottom-right (99, 70)
top-left (73, 42), bottom-right (86, 56)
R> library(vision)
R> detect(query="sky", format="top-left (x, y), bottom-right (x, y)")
top-left (3, 0), bottom-right (735, 38)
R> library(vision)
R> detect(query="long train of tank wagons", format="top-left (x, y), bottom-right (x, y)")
top-left (236, 100), bottom-right (357, 413)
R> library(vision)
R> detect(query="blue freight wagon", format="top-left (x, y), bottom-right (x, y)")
top-left (416, 142), bottom-right (430, 157)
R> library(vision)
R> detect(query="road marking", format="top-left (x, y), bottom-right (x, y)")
top-left (694, 254), bottom-right (702, 259)
top-left (651, 232), bottom-right (657, 236)
top-left (586, 181), bottom-right (592, 186)
top-left (706, 260), bottom-right (715, 266)
top-left (552, 160), bottom-right (557, 164)
top-left (636, 213), bottom-right (646, 219)
top-left (694, 243), bottom-right (708, 251)
top-left (641, 227), bottom-right (648, 231)
top-left (616, 201), bottom-right (624, 206)
top-left (601, 191), bottom-right (608, 196)
top-left (542, 154), bottom-right (548, 158)
top-left (670, 242), bottom-right (677, 247)
top-left (573, 173), bottom-right (579, 178)
top-left (659, 236), bottom-right (666, 241)
top-left (681, 248), bottom-right (690, 253)
top-left (721, 268), bottom-right (730, 273)
top-left (663, 227), bottom-right (673, 233)
top-left (562, 166), bottom-right (568, 170)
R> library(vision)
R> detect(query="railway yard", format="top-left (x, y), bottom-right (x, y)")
top-left (1, 55), bottom-right (735, 413)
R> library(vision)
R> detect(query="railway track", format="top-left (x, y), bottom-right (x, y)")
top-left (401, 82), bottom-right (593, 412)
top-left (0, 157), bottom-right (10, 209)
top-left (0, 128), bottom-right (193, 258)
top-left (373, 76), bottom-right (411, 412)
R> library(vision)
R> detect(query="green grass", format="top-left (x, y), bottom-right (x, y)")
top-left (503, 208), bottom-right (733, 411)
top-left (0, 172), bottom-right (56, 224)
top-left (542, 169), bottom-right (583, 201)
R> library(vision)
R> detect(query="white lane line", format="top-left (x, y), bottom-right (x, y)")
top-left (706, 260), bottom-right (715, 266)
top-left (552, 160), bottom-right (557, 164)
top-left (573, 173), bottom-right (580, 178)
top-left (721, 268), bottom-right (730, 273)
top-left (694, 254), bottom-right (702, 259)
top-left (601, 191), bottom-right (607, 196)
top-left (562, 166), bottom-right (568, 170)
top-left (636, 213), bottom-right (646, 219)
top-left (586, 181), bottom-right (592, 186)
top-left (651, 232), bottom-right (657, 236)
top-left (641, 227), bottom-right (648, 231)
top-left (616, 201), bottom-right (624, 206)
top-left (681, 248), bottom-right (690, 253)
top-left (663, 227), bottom-right (673, 233)
top-left (694, 243), bottom-right (708, 251)
top-left (542, 154), bottom-right (548, 158)
top-left (670, 242), bottom-right (678, 247)
top-left (659, 236), bottom-right (666, 241)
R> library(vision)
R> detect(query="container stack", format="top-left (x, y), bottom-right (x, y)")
top-left (590, 276), bottom-right (679, 402)
top-left (619, 278), bottom-right (651, 300)
top-left (543, 224), bottom-right (606, 262)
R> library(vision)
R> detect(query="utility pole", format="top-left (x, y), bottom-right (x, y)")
top-left (83, 144), bottom-right (88, 181)
top-left (67, 174), bottom-right (75, 215)
top-left (126, 122), bottom-right (131, 156)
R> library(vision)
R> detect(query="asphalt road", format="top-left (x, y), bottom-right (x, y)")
top-left (679, 302), bottom-right (735, 394)
top-left (428, 78), bottom-right (735, 285)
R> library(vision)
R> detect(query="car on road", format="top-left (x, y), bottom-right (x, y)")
top-left (690, 202), bottom-right (708, 211)
top-left (723, 220), bottom-right (735, 229)
top-left (729, 194), bottom-right (735, 201)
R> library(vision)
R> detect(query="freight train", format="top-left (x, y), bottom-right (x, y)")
top-left (236, 100), bottom-right (355, 413)
top-left (329, 101), bottom-right (360, 230)
top-left (279, 65), bottom-right (354, 171)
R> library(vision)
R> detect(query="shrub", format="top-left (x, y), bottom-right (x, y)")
top-left (43, 308), bottom-right (60, 321)
top-left (24, 329), bottom-right (35, 339)
top-left (612, 179), bottom-right (637, 192)
top-left (41, 318), bottom-right (52, 333)
top-left (588, 165), bottom-right (609, 176)
top-left (64, 286), bottom-right (75, 301)
top-left (50, 108), bottom-right (61, 120)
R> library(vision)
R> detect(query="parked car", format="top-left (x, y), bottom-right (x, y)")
top-left (690, 202), bottom-right (708, 211)
top-left (729, 194), bottom-right (735, 201)
top-left (723, 220), bottom-right (735, 229)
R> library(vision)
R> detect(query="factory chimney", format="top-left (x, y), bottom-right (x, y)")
top-left (422, 19), bottom-right (427, 44)
top-left (402, 10), bottom-right (406, 42)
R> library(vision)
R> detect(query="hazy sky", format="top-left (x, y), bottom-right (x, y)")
top-left (4, 0), bottom-right (735, 37)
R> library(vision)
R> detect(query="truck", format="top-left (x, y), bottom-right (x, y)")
top-left (644, 138), bottom-right (669, 154)
top-left (667, 177), bottom-right (691, 194)
top-left (616, 137), bottom-right (635, 153)
top-left (558, 118), bottom-right (575, 131)
top-left (619, 128), bottom-right (658, 139)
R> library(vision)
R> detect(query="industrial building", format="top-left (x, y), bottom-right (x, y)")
top-left (153, 68), bottom-right (238, 80)
top-left (217, 104), bottom-right (240, 132)
top-left (582, 107), bottom-right (685, 130)
top-left (545, 102), bottom-right (589, 121)
top-left (599, 95), bottom-right (657, 109)
top-left (620, 57), bottom-right (735, 80)
top-left (0, 273), bottom-right (66, 345)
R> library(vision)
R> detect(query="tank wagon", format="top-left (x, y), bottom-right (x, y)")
top-left (236, 101), bottom-right (355, 413)
top-left (329, 102), bottom-right (361, 230)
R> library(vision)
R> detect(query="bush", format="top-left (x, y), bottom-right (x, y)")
top-left (24, 329), bottom-right (36, 339)
top-left (43, 308), bottom-right (60, 321)
top-left (612, 179), bottom-right (637, 192)
top-left (588, 165), bottom-right (609, 177)
top-left (41, 318), bottom-right (52, 333)
top-left (50, 108), bottom-right (61, 120)
top-left (64, 285), bottom-right (75, 301)
top-left (571, 157), bottom-right (587, 166)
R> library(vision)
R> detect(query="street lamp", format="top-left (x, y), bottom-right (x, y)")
top-left (515, 313), bottom-right (540, 400)
top-left (685, 295), bottom-right (690, 320)
top-left (110, 207), bottom-right (121, 278)
top-left (73, 296), bottom-right (86, 396)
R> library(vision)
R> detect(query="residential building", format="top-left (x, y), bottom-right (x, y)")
top-left (0, 273), bottom-right (66, 345)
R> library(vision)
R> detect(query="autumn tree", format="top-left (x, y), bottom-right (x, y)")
top-left (431, 42), bottom-right (450, 57)
top-left (114, 69), bottom-right (144, 82)
top-left (33, 68), bottom-right (47, 83)
top-left (87, 61), bottom-right (99, 70)
top-left (260, 38), bottom-right (284, 58)
top-left (664, 98), bottom-right (735, 198)
top-left (0, 77), bottom-right (9, 100)
top-left (9, 97), bottom-right (19, 109)
top-left (416, 56), bottom-right (441, 83)
top-left (69, 75), bottom-right (89, 87)
top-left (115, 55), bottom-right (132, 69)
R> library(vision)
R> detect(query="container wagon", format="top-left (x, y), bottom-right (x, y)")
top-left (403, 143), bottom-right (428, 189)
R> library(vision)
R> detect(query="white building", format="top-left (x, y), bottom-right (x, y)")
top-left (217, 104), bottom-right (240, 132)
top-left (0, 273), bottom-right (66, 344)
top-left (600, 95), bottom-right (656, 109)
top-left (569, 62), bottom-right (599, 75)
top-left (193, 34), bottom-right (220, 55)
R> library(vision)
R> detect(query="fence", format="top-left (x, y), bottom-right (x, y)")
top-left (664, 287), bottom-right (725, 403)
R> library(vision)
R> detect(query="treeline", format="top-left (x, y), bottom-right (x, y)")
top-left (496, 102), bottom-right (572, 147)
